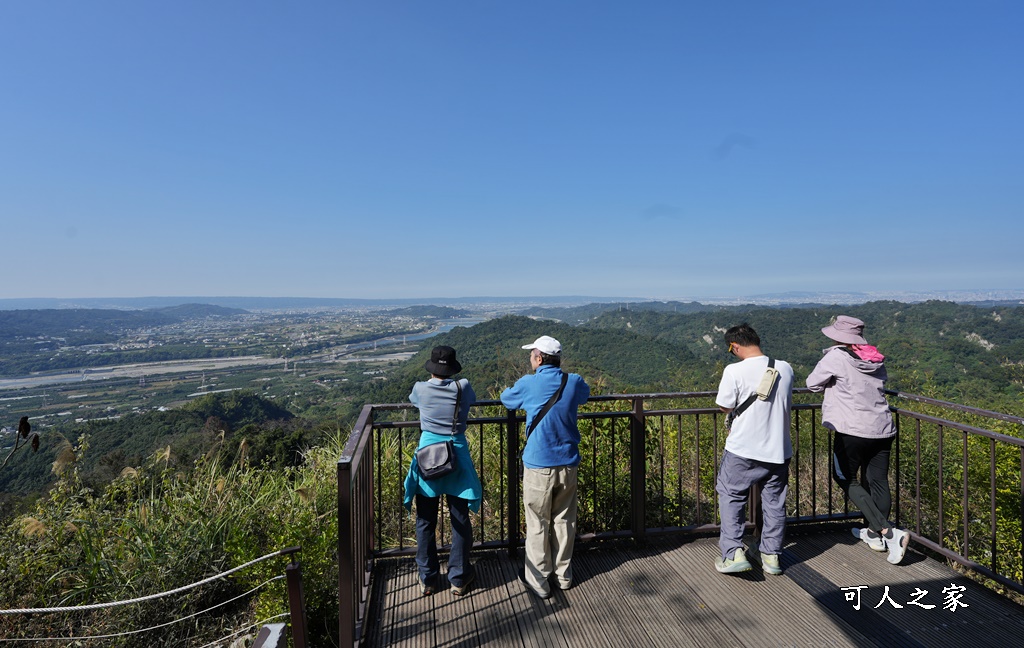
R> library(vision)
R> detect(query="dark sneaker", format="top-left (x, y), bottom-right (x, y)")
top-left (419, 578), bottom-right (437, 596)
top-left (450, 571), bottom-right (475, 596)
top-left (715, 548), bottom-right (752, 574)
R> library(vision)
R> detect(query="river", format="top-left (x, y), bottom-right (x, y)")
top-left (0, 317), bottom-right (485, 391)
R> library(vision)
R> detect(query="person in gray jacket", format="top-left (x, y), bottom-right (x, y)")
top-left (806, 315), bottom-right (910, 565)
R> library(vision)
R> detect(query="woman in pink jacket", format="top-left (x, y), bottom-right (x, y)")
top-left (806, 315), bottom-right (910, 565)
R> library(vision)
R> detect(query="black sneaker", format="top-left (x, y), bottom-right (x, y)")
top-left (419, 578), bottom-right (437, 596)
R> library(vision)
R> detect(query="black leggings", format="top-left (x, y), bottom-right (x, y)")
top-left (831, 433), bottom-right (894, 533)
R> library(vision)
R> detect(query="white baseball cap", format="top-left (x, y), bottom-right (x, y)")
top-left (522, 335), bottom-right (561, 355)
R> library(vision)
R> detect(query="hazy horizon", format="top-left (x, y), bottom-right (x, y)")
top-left (2, 288), bottom-right (1023, 312)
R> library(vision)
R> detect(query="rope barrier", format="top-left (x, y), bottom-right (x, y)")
top-left (0, 548), bottom-right (290, 615)
top-left (0, 576), bottom-right (285, 643)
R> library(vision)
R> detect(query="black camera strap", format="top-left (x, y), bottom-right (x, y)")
top-left (450, 379), bottom-right (463, 435)
top-left (525, 371), bottom-right (568, 441)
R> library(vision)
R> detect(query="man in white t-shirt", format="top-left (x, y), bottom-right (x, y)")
top-left (714, 323), bottom-right (794, 575)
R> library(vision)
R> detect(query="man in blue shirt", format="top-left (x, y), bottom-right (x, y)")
top-left (501, 335), bottom-right (590, 599)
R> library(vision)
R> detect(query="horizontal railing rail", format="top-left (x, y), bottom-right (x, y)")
top-left (886, 389), bottom-right (1024, 426)
top-left (338, 389), bottom-right (1024, 646)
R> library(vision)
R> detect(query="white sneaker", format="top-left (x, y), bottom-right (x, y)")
top-left (761, 553), bottom-right (783, 575)
top-left (853, 527), bottom-right (886, 552)
top-left (885, 528), bottom-right (910, 565)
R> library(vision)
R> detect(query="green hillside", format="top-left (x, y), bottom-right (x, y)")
top-left (354, 315), bottom-right (709, 408)
top-left (583, 300), bottom-right (1024, 411)
top-left (0, 392), bottom-right (315, 514)
top-left (339, 302), bottom-right (1024, 418)
top-left (3, 301), bottom-right (1023, 645)
top-left (519, 300), bottom-right (722, 325)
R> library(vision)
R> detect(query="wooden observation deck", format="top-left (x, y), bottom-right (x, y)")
top-left (338, 391), bottom-right (1024, 647)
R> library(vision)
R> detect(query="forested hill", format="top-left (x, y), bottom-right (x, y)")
top-left (355, 315), bottom-right (711, 405)
top-left (359, 301), bottom-right (1024, 415)
top-left (0, 392), bottom-right (307, 502)
top-left (518, 300), bottom-right (721, 326)
top-left (583, 300), bottom-right (1024, 411)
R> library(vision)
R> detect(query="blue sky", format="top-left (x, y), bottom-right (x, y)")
top-left (2, 2), bottom-right (1022, 300)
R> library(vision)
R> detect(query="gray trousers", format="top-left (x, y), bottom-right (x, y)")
top-left (716, 450), bottom-right (790, 560)
top-left (523, 466), bottom-right (578, 595)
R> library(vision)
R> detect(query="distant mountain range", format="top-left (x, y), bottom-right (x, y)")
top-left (0, 290), bottom-right (1022, 312)
top-left (0, 296), bottom-right (635, 311)
top-left (0, 304), bottom-right (245, 341)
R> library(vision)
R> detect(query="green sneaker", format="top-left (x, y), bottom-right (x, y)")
top-left (715, 548), bottom-right (752, 574)
top-left (761, 553), bottom-right (782, 575)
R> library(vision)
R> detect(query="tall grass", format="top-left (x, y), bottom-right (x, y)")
top-left (0, 430), bottom-right (343, 646)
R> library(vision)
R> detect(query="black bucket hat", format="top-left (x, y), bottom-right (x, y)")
top-left (424, 345), bottom-right (462, 377)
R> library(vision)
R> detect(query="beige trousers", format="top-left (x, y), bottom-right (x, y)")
top-left (523, 466), bottom-right (578, 595)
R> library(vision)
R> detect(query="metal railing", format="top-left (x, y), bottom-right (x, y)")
top-left (884, 390), bottom-right (1024, 596)
top-left (337, 389), bottom-right (1024, 646)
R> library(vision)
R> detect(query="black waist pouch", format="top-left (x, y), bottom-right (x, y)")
top-left (417, 440), bottom-right (456, 479)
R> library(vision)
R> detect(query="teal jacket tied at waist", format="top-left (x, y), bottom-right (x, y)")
top-left (403, 377), bottom-right (482, 512)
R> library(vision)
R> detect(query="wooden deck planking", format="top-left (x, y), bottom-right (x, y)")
top-left (785, 531), bottom-right (1024, 648)
top-left (368, 560), bottom-right (399, 648)
top-left (363, 529), bottom-right (1024, 647)
top-left (623, 545), bottom-right (748, 646)
top-left (555, 550), bottom-right (649, 648)
top-left (658, 536), bottom-right (872, 647)
top-left (582, 547), bottom-right (722, 648)
top-left (390, 561), bottom-right (435, 647)
top-left (432, 576), bottom-right (479, 648)
top-left (495, 554), bottom-right (568, 648)
top-left (452, 555), bottom-right (521, 648)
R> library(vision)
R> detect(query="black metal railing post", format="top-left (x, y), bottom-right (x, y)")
top-left (338, 455), bottom-right (353, 647)
top-left (507, 408), bottom-right (520, 557)
top-left (338, 404), bottom-right (375, 648)
top-left (630, 396), bottom-right (647, 540)
top-left (283, 547), bottom-right (308, 648)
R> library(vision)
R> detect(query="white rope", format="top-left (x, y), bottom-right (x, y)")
top-left (194, 613), bottom-right (290, 648)
top-left (0, 549), bottom-right (290, 615)
top-left (0, 576), bottom-right (285, 643)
